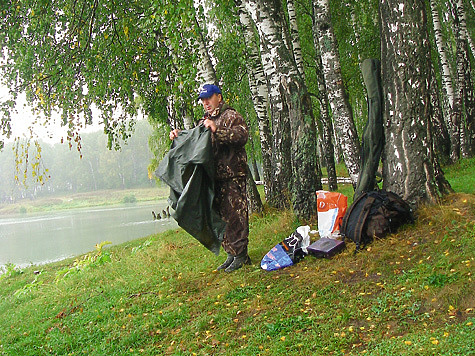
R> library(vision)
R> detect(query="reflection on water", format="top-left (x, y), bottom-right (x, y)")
top-left (0, 201), bottom-right (177, 270)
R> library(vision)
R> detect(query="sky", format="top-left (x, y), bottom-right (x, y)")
top-left (0, 84), bottom-right (103, 144)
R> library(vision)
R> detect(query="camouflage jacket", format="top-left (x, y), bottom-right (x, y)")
top-left (198, 102), bottom-right (248, 180)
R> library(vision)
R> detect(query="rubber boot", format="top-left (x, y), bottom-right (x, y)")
top-left (217, 253), bottom-right (234, 271)
top-left (224, 251), bottom-right (251, 273)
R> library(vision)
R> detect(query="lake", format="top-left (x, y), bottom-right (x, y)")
top-left (0, 201), bottom-right (177, 271)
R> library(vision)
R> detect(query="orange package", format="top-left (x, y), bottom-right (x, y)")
top-left (316, 190), bottom-right (348, 238)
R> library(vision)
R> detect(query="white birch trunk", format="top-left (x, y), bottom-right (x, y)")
top-left (243, 0), bottom-right (319, 218)
top-left (430, 0), bottom-right (457, 159)
top-left (243, 0), bottom-right (293, 208)
top-left (457, 0), bottom-right (475, 157)
top-left (380, 0), bottom-right (443, 206)
top-left (236, 1), bottom-right (273, 200)
top-left (313, 0), bottom-right (361, 185)
top-left (286, 0), bottom-right (305, 78)
top-left (465, 0), bottom-right (475, 57)
top-left (193, 0), bottom-right (218, 86)
top-left (450, 0), bottom-right (467, 160)
top-left (312, 2), bottom-right (337, 190)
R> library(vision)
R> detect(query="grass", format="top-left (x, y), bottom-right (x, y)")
top-left (443, 157), bottom-right (475, 194)
top-left (0, 159), bottom-right (474, 355)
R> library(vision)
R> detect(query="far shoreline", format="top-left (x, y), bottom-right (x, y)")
top-left (0, 186), bottom-right (170, 215)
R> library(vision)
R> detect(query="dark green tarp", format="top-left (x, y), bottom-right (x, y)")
top-left (354, 59), bottom-right (384, 200)
top-left (156, 125), bottom-right (226, 255)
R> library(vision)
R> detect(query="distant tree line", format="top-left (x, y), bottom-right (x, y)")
top-left (0, 120), bottom-right (156, 203)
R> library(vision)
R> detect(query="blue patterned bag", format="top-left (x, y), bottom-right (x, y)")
top-left (261, 226), bottom-right (310, 271)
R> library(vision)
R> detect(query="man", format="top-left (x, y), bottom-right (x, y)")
top-left (169, 84), bottom-right (250, 272)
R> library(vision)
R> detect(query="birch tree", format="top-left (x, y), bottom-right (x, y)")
top-left (451, 0), bottom-right (474, 158)
top-left (235, 0), bottom-right (273, 201)
top-left (313, 0), bottom-right (361, 186)
top-left (243, 0), bottom-right (319, 219)
top-left (380, 0), bottom-right (450, 206)
top-left (193, 1), bottom-right (264, 214)
top-left (311, 4), bottom-right (338, 191)
top-left (430, 0), bottom-right (455, 161)
top-left (287, 0), bottom-right (306, 78)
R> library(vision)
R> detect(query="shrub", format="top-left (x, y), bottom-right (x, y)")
top-left (122, 194), bottom-right (137, 204)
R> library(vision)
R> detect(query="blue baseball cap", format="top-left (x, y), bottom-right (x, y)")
top-left (198, 84), bottom-right (221, 100)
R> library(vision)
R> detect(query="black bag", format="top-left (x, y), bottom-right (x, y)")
top-left (340, 190), bottom-right (414, 252)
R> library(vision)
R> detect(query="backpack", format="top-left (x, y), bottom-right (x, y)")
top-left (340, 190), bottom-right (414, 252)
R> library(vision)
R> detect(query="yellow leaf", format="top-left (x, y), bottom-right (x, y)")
top-left (404, 340), bottom-right (412, 345)
top-left (431, 339), bottom-right (439, 345)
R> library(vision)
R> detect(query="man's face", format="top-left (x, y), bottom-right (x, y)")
top-left (201, 93), bottom-right (221, 115)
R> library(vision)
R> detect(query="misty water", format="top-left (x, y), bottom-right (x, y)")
top-left (0, 200), bottom-right (177, 271)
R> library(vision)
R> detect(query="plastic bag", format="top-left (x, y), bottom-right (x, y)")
top-left (316, 191), bottom-right (348, 238)
top-left (261, 226), bottom-right (310, 271)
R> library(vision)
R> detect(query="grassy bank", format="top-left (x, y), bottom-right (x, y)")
top-left (0, 186), bottom-right (170, 215)
top-left (0, 160), bottom-right (474, 355)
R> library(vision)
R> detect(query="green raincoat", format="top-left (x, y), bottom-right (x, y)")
top-left (156, 125), bottom-right (226, 255)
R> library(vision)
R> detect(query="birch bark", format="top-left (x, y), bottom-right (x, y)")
top-left (457, 0), bottom-right (475, 157)
top-left (243, 0), bottom-right (292, 209)
top-left (236, 1), bottom-right (273, 201)
top-left (193, 0), bottom-right (264, 213)
top-left (313, 0), bottom-right (361, 186)
top-left (312, 1), bottom-right (337, 191)
top-left (193, 1), bottom-right (218, 86)
top-left (287, 0), bottom-right (305, 78)
top-left (380, 0), bottom-right (446, 206)
top-left (451, 0), bottom-right (475, 159)
top-left (243, 0), bottom-right (319, 219)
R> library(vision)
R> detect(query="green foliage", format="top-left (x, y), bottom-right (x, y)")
top-left (426, 272), bottom-right (459, 287)
top-left (146, 121), bottom-right (172, 178)
top-left (131, 237), bottom-right (155, 253)
top-left (0, 119), bottom-right (155, 202)
top-left (0, 0), bottom-right (202, 149)
top-left (0, 263), bottom-right (22, 280)
top-left (122, 194), bottom-right (137, 204)
top-left (55, 241), bottom-right (112, 282)
top-left (13, 275), bottom-right (43, 297)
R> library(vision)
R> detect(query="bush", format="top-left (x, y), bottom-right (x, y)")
top-left (122, 194), bottom-right (137, 204)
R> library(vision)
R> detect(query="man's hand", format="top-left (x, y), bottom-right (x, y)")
top-left (169, 129), bottom-right (180, 140)
top-left (203, 119), bottom-right (217, 133)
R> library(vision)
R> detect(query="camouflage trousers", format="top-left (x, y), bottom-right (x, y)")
top-left (214, 177), bottom-right (249, 256)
